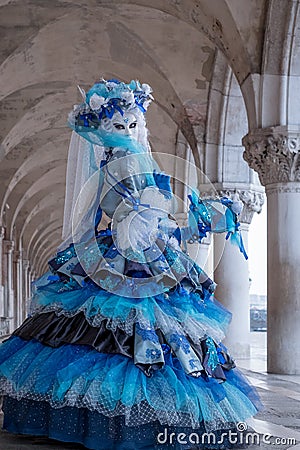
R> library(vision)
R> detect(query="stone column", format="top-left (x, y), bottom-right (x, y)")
top-left (187, 234), bottom-right (214, 278)
top-left (29, 269), bottom-right (36, 299)
top-left (243, 125), bottom-right (300, 374)
top-left (13, 250), bottom-right (23, 328)
top-left (22, 259), bottom-right (30, 320)
top-left (3, 240), bottom-right (14, 333)
top-left (176, 209), bottom-right (214, 277)
top-left (213, 189), bottom-right (264, 358)
top-left (0, 226), bottom-right (5, 316)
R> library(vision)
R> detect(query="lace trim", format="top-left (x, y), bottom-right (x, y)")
top-left (0, 378), bottom-right (253, 432)
top-left (30, 302), bottom-right (226, 345)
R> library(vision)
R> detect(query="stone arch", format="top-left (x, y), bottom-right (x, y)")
top-left (6, 168), bottom-right (65, 239)
top-left (28, 222), bottom-right (62, 261)
top-left (21, 205), bottom-right (64, 252)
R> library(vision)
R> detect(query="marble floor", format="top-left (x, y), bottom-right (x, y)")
top-left (1, 332), bottom-right (300, 450)
top-left (236, 332), bottom-right (300, 449)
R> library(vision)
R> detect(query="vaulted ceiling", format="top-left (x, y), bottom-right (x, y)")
top-left (0, 0), bottom-right (269, 273)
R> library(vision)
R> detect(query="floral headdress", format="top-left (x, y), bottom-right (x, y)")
top-left (71, 79), bottom-right (154, 130)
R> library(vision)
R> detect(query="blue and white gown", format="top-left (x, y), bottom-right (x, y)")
top-left (0, 144), bottom-right (262, 450)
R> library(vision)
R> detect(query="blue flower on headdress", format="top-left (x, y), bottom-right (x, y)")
top-left (107, 79), bottom-right (121, 84)
top-left (73, 78), bottom-right (153, 131)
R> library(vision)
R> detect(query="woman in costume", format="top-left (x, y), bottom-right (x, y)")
top-left (0, 79), bottom-right (261, 450)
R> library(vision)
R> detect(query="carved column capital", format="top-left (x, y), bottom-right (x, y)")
top-left (242, 125), bottom-right (300, 186)
top-left (199, 184), bottom-right (265, 225)
top-left (13, 250), bottom-right (22, 263)
top-left (23, 259), bottom-right (30, 271)
top-left (0, 318), bottom-right (10, 337)
top-left (218, 188), bottom-right (265, 224)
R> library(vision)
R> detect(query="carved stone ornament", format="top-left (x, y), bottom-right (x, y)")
top-left (242, 126), bottom-right (300, 186)
top-left (3, 239), bottom-right (14, 254)
top-left (219, 189), bottom-right (265, 224)
top-left (0, 318), bottom-right (10, 337)
top-left (197, 186), bottom-right (265, 225)
top-left (13, 250), bottom-right (22, 263)
top-left (23, 259), bottom-right (30, 271)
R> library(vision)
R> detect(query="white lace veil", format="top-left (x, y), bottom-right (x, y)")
top-left (60, 132), bottom-right (105, 250)
top-left (59, 79), bottom-right (154, 251)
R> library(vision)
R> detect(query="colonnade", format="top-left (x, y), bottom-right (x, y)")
top-left (0, 228), bottom-right (34, 338)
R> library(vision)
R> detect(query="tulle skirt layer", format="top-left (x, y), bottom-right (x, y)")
top-left (2, 396), bottom-right (249, 450)
top-left (30, 277), bottom-right (232, 344)
top-left (0, 233), bottom-right (262, 449)
top-left (0, 336), bottom-right (261, 432)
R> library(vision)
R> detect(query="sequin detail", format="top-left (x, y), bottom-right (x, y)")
top-left (206, 337), bottom-right (220, 371)
top-left (55, 245), bottom-right (76, 265)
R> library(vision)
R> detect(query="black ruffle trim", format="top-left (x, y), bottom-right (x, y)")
top-left (13, 311), bottom-right (135, 357)
top-left (13, 311), bottom-right (235, 380)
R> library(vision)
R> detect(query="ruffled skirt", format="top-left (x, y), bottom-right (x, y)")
top-left (0, 233), bottom-right (262, 449)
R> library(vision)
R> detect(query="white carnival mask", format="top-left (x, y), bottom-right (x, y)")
top-left (100, 111), bottom-right (139, 140)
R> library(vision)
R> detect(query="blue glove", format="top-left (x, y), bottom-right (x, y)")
top-left (153, 170), bottom-right (172, 198)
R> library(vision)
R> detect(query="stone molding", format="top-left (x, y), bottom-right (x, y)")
top-left (242, 126), bottom-right (300, 186)
top-left (23, 259), bottom-right (30, 271)
top-left (0, 317), bottom-right (10, 337)
top-left (3, 239), bottom-right (14, 254)
top-left (265, 182), bottom-right (300, 196)
top-left (13, 250), bottom-right (22, 263)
